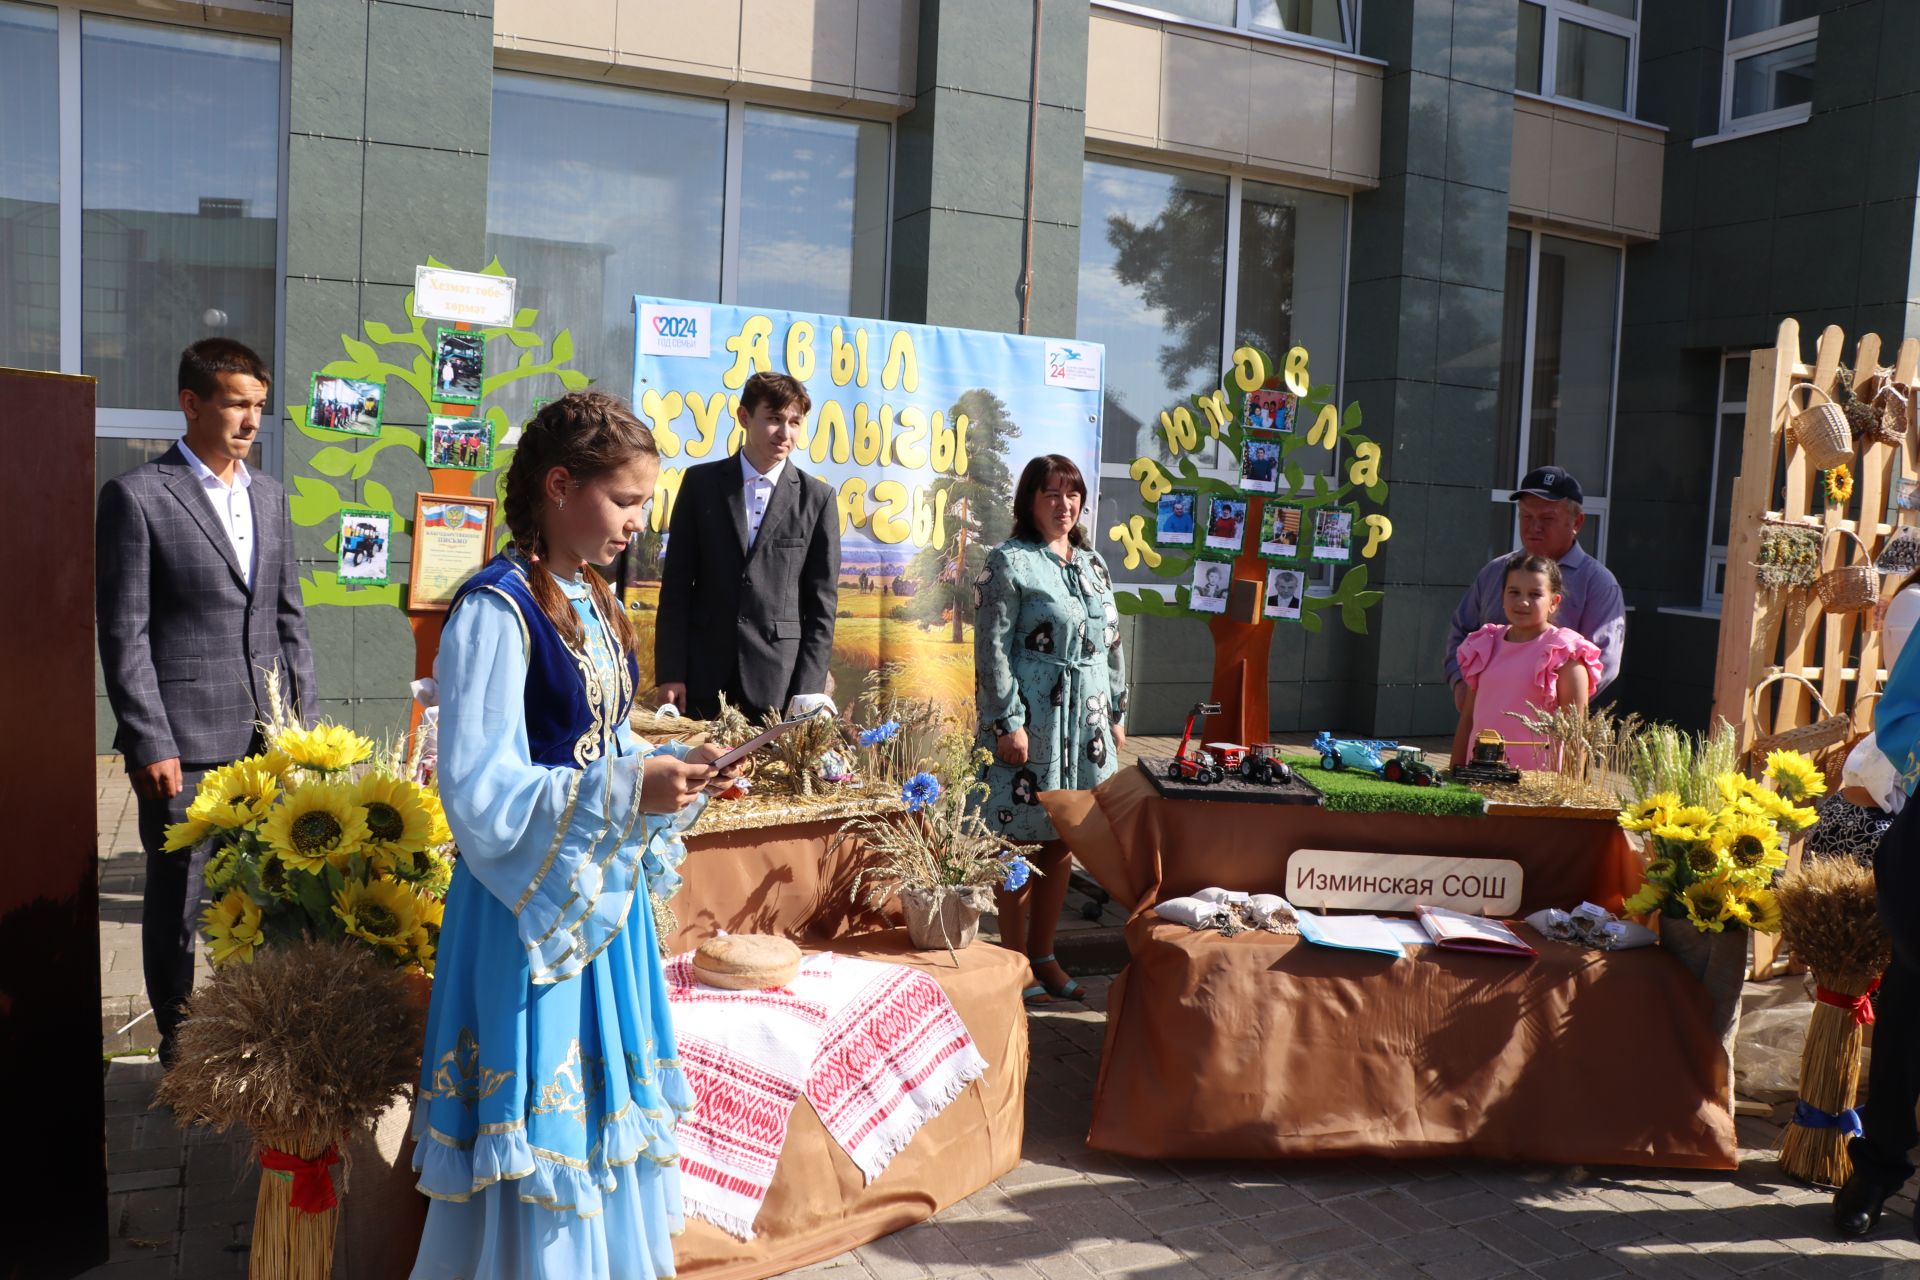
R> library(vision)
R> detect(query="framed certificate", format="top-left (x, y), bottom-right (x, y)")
top-left (409, 492), bottom-right (496, 612)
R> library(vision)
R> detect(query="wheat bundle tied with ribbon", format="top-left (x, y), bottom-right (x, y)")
top-left (1774, 856), bottom-right (1892, 1187)
top-left (154, 941), bottom-right (426, 1280)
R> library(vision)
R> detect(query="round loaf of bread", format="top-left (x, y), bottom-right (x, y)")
top-left (691, 933), bottom-right (802, 990)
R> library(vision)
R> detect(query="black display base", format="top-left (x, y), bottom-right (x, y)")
top-left (1137, 756), bottom-right (1326, 805)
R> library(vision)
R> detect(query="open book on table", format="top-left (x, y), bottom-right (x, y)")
top-left (1414, 905), bottom-right (1536, 958)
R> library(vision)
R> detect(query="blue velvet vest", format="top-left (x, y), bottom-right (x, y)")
top-left (448, 556), bottom-right (637, 768)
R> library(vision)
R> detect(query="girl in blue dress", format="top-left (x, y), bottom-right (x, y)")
top-left (411, 392), bottom-right (736, 1280)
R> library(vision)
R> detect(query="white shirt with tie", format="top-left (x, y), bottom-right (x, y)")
top-left (739, 451), bottom-right (787, 549)
top-left (181, 441), bottom-right (254, 589)
top-left (735, 450), bottom-right (835, 718)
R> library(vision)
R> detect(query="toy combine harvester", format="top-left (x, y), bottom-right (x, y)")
top-left (1450, 730), bottom-right (1543, 785)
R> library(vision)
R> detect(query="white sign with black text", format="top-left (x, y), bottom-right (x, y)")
top-left (413, 266), bottom-right (518, 327)
top-left (1284, 849), bottom-right (1523, 916)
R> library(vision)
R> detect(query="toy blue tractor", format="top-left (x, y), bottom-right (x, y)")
top-left (1312, 731), bottom-right (1402, 774)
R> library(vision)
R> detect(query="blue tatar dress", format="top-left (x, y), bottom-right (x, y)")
top-left (411, 554), bottom-right (701, 1280)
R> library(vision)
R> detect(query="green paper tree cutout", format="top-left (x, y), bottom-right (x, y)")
top-left (1105, 345), bottom-right (1390, 634)
top-left (286, 256), bottom-right (592, 607)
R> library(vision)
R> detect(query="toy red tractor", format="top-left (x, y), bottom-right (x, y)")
top-left (1168, 702), bottom-right (1224, 784)
top-left (1239, 743), bottom-right (1294, 785)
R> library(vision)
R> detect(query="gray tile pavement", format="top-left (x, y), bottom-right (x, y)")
top-left (77, 759), bottom-right (1920, 1279)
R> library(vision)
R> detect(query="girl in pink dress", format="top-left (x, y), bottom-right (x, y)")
top-left (1451, 552), bottom-right (1604, 772)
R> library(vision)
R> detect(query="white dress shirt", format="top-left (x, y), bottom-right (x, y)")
top-left (739, 451), bottom-right (786, 549)
top-left (181, 441), bottom-right (254, 589)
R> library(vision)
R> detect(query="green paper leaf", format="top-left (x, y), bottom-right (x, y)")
top-left (1284, 461), bottom-right (1304, 491)
top-left (1367, 481), bottom-right (1388, 503)
top-left (1340, 563), bottom-right (1369, 594)
top-left (557, 369), bottom-right (591, 391)
top-left (482, 257), bottom-right (507, 276)
top-left (503, 328), bottom-right (542, 348)
top-left (551, 329), bottom-right (575, 364)
top-left (289, 476), bottom-right (344, 526)
top-left (308, 446), bottom-right (357, 477)
top-left (340, 336), bottom-right (381, 370)
top-left (1343, 401), bottom-right (1363, 429)
top-left (514, 308), bottom-right (539, 328)
top-left (364, 479), bottom-right (394, 513)
top-left (1352, 590), bottom-right (1385, 608)
top-left (1341, 602), bottom-right (1368, 634)
top-left (364, 321), bottom-right (399, 345)
top-left (1298, 607), bottom-right (1323, 633)
top-left (425, 256), bottom-right (450, 269)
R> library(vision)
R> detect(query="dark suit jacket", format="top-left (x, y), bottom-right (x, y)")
top-left (655, 454), bottom-right (840, 719)
top-left (97, 442), bottom-right (317, 767)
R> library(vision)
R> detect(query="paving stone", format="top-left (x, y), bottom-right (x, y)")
top-left (1466, 1211), bottom-right (1580, 1266)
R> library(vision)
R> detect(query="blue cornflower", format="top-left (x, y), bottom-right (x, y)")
top-left (858, 720), bottom-right (901, 747)
top-left (999, 852), bottom-right (1031, 892)
top-left (902, 771), bottom-right (942, 812)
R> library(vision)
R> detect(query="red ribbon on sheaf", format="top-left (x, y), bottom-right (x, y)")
top-left (259, 1143), bottom-right (340, 1213)
top-left (1815, 978), bottom-right (1880, 1026)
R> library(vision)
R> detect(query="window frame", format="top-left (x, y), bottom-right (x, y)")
top-left (1518, 0), bottom-right (1639, 117)
top-left (1720, 10), bottom-right (1818, 135)
top-left (1080, 150), bottom-right (1354, 599)
top-left (1090, 0), bottom-right (1357, 54)
top-left (27, 2), bottom-right (290, 472)
top-left (1699, 351), bottom-right (1749, 614)
top-left (1490, 225), bottom-right (1624, 561)
top-left (490, 62), bottom-right (895, 321)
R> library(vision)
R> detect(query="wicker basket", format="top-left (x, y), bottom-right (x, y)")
top-left (1790, 383), bottom-right (1854, 470)
top-left (1747, 671), bottom-right (1853, 763)
top-left (1816, 527), bottom-right (1880, 614)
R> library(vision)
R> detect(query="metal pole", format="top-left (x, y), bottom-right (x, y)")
top-left (1019, 0), bottom-right (1044, 335)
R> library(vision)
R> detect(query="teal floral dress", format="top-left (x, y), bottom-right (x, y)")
top-left (974, 539), bottom-right (1128, 841)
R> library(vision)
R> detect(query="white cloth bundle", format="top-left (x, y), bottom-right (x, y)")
top-left (1155, 896), bottom-right (1227, 928)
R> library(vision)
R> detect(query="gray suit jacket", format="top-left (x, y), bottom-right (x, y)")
top-left (655, 454), bottom-right (839, 718)
top-left (97, 443), bottom-right (317, 767)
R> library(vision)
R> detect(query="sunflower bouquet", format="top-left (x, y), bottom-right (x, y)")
top-left (167, 719), bottom-right (453, 974)
top-left (1616, 749), bottom-right (1824, 935)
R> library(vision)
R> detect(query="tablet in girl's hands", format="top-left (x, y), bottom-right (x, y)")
top-left (709, 715), bottom-right (817, 773)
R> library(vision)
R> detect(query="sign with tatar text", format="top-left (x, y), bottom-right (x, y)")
top-left (413, 265), bottom-right (518, 327)
top-left (1285, 849), bottom-right (1523, 916)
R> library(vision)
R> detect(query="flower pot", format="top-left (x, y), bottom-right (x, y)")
top-left (1659, 915), bottom-right (1748, 1103)
top-left (901, 886), bottom-right (982, 951)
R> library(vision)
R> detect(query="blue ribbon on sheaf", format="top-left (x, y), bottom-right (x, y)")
top-left (1790, 1100), bottom-right (1863, 1137)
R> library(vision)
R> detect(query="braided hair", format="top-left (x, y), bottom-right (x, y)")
top-left (500, 391), bottom-right (654, 653)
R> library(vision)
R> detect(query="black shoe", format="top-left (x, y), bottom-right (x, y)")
top-left (1834, 1169), bottom-right (1896, 1238)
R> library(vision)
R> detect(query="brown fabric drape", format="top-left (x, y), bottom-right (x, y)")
top-left (1044, 770), bottom-right (1738, 1171)
top-left (663, 822), bottom-right (1027, 1280)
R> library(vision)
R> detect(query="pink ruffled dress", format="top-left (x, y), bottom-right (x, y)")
top-left (1456, 623), bottom-right (1604, 771)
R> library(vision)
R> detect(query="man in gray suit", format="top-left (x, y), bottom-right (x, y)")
top-left (655, 371), bottom-right (840, 722)
top-left (97, 338), bottom-right (316, 1065)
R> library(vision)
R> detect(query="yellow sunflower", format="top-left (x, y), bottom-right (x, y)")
top-left (201, 888), bottom-right (265, 966)
top-left (260, 781), bottom-right (369, 873)
top-left (163, 815), bottom-right (215, 853)
top-left (1652, 820), bottom-right (1710, 848)
top-left (333, 879), bottom-right (421, 957)
top-left (273, 723), bottom-right (375, 774)
top-left (354, 774), bottom-right (434, 871)
top-left (204, 843), bottom-right (243, 894)
top-left (419, 788), bottom-right (454, 848)
top-left (415, 849), bottom-right (454, 897)
top-left (1682, 876), bottom-right (1737, 933)
top-left (1727, 885), bottom-right (1783, 933)
top-left (1643, 855), bottom-right (1678, 883)
top-left (1619, 792), bottom-right (1679, 832)
top-left (1623, 882), bottom-right (1667, 916)
top-left (1712, 772), bottom-right (1756, 806)
top-left (184, 758), bottom-right (283, 831)
top-left (1824, 464), bottom-right (1854, 506)
top-left (1680, 841), bottom-right (1728, 879)
top-left (1765, 750), bottom-right (1827, 802)
top-left (1712, 813), bottom-right (1786, 877)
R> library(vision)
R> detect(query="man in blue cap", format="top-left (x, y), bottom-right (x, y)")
top-left (1443, 465), bottom-right (1626, 706)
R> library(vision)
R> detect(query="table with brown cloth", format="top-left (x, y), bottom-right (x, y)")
top-left (663, 816), bottom-right (1028, 1280)
top-left (1042, 769), bottom-right (1738, 1171)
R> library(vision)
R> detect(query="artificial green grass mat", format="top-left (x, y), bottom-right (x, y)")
top-left (1281, 755), bottom-right (1487, 818)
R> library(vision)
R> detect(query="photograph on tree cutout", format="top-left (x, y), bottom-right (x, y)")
top-left (336, 507), bottom-right (392, 586)
top-left (307, 375), bottom-right (384, 438)
top-left (429, 416), bottom-right (495, 472)
top-left (1311, 505), bottom-right (1354, 562)
top-left (1157, 489), bottom-right (1197, 545)
top-left (1265, 565), bottom-right (1304, 620)
top-left (1261, 503), bottom-right (1303, 557)
top-left (1190, 559), bottom-right (1231, 614)
top-left (433, 327), bottom-right (485, 404)
top-left (1205, 496), bottom-right (1248, 551)
top-left (1240, 432), bottom-right (1283, 494)
top-left (1247, 387), bottom-right (1293, 434)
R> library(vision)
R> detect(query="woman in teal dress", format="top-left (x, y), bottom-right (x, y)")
top-left (411, 393), bottom-right (737, 1280)
top-left (975, 454), bottom-right (1127, 1003)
